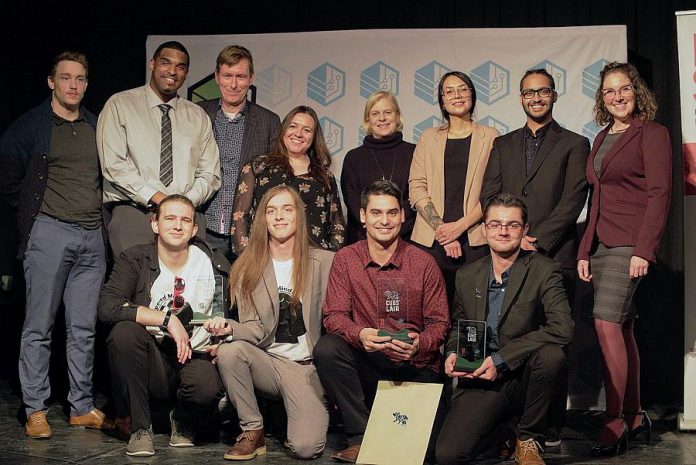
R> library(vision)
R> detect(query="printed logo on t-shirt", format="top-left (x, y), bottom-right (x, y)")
top-left (275, 286), bottom-right (306, 344)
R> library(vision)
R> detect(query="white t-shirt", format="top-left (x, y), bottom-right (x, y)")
top-left (147, 246), bottom-right (216, 351)
top-left (266, 258), bottom-right (311, 361)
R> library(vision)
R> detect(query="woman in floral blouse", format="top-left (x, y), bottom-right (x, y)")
top-left (231, 105), bottom-right (345, 253)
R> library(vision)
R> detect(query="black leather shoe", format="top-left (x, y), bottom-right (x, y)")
top-left (591, 417), bottom-right (629, 457)
top-left (627, 411), bottom-right (652, 445)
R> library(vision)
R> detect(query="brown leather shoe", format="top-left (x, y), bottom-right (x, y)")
top-left (330, 444), bottom-right (361, 463)
top-left (514, 438), bottom-right (545, 465)
top-left (69, 409), bottom-right (115, 430)
top-left (223, 428), bottom-right (266, 461)
top-left (26, 411), bottom-right (52, 439)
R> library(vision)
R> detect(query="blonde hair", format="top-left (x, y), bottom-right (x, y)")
top-left (361, 91), bottom-right (404, 135)
top-left (230, 185), bottom-right (310, 316)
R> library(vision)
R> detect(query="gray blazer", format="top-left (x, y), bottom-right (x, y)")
top-left (198, 98), bottom-right (281, 167)
top-left (226, 248), bottom-right (334, 352)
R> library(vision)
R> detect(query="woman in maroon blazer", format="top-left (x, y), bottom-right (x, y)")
top-left (577, 62), bottom-right (671, 456)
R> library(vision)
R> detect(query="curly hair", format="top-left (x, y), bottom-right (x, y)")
top-left (593, 62), bottom-right (657, 126)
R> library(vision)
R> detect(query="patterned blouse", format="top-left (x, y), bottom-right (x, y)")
top-left (231, 154), bottom-right (345, 253)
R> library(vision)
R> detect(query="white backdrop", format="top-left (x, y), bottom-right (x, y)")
top-left (148, 27), bottom-right (626, 409)
top-left (148, 27), bottom-right (625, 180)
top-left (676, 10), bottom-right (696, 431)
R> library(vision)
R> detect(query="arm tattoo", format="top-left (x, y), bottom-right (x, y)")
top-left (417, 201), bottom-right (444, 230)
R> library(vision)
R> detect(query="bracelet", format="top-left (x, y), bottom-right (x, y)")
top-left (161, 310), bottom-right (171, 329)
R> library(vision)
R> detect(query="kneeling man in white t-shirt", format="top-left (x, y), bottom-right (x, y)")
top-left (99, 194), bottom-right (229, 457)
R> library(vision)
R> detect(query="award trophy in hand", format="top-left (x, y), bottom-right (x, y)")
top-left (455, 320), bottom-right (487, 372)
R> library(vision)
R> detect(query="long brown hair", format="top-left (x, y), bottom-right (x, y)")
top-left (593, 62), bottom-right (658, 126)
top-left (230, 185), bottom-right (310, 315)
top-left (266, 105), bottom-right (332, 189)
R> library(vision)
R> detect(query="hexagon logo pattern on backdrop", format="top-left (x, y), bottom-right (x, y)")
top-left (320, 117), bottom-right (344, 155)
top-left (414, 61), bottom-right (452, 104)
top-left (470, 61), bottom-right (510, 105)
top-left (413, 116), bottom-right (443, 143)
top-left (360, 61), bottom-right (399, 98)
top-left (256, 65), bottom-right (292, 107)
top-left (531, 60), bottom-right (567, 97)
top-left (307, 63), bottom-right (346, 106)
top-left (358, 127), bottom-right (367, 145)
top-left (582, 120), bottom-right (603, 143)
top-left (478, 116), bottom-right (509, 136)
top-left (582, 59), bottom-right (610, 99)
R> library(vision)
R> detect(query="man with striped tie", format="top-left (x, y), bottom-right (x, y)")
top-left (97, 40), bottom-right (221, 257)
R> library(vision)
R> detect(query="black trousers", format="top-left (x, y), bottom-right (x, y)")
top-left (436, 344), bottom-right (567, 465)
top-left (105, 321), bottom-right (225, 433)
top-left (313, 334), bottom-right (446, 450)
top-left (417, 240), bottom-right (489, 307)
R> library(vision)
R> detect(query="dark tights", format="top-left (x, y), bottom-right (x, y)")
top-left (594, 318), bottom-right (642, 444)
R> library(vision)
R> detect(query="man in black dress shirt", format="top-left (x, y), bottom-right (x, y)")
top-left (480, 68), bottom-right (590, 444)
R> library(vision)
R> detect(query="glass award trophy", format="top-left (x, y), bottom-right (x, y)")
top-left (190, 274), bottom-right (226, 325)
top-left (455, 320), bottom-right (487, 372)
top-left (375, 278), bottom-right (414, 344)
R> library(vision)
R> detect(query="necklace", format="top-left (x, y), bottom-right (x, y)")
top-left (609, 125), bottom-right (630, 134)
top-left (369, 148), bottom-right (397, 181)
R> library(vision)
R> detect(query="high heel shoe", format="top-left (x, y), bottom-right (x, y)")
top-left (590, 416), bottom-right (629, 457)
top-left (627, 411), bottom-right (652, 445)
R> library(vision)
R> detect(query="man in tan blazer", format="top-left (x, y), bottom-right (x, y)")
top-left (204, 185), bottom-right (334, 461)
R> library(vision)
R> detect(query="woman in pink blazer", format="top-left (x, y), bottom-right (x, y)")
top-left (409, 71), bottom-right (498, 303)
top-left (577, 62), bottom-right (671, 456)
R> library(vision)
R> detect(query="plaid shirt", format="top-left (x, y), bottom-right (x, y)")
top-left (205, 105), bottom-right (246, 234)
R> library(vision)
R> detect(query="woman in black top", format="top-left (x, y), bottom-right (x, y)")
top-left (340, 91), bottom-right (415, 244)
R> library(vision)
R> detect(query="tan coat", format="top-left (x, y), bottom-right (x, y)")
top-left (227, 247), bottom-right (334, 351)
top-left (409, 123), bottom-right (499, 248)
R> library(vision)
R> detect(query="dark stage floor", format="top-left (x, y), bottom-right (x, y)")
top-left (0, 383), bottom-right (694, 465)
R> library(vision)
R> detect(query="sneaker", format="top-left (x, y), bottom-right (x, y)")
top-left (224, 428), bottom-right (266, 460)
top-left (126, 428), bottom-right (155, 457)
top-left (169, 410), bottom-right (193, 447)
top-left (169, 410), bottom-right (194, 447)
top-left (514, 438), bottom-right (545, 465)
top-left (544, 427), bottom-right (562, 447)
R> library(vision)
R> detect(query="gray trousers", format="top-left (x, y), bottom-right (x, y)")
top-left (216, 341), bottom-right (328, 459)
top-left (20, 214), bottom-right (106, 416)
top-left (107, 204), bottom-right (207, 257)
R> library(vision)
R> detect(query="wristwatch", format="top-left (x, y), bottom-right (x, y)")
top-left (160, 310), bottom-right (172, 330)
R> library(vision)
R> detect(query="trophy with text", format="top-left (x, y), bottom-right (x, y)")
top-left (190, 274), bottom-right (226, 325)
top-left (455, 320), bottom-right (487, 372)
top-left (376, 278), bottom-right (414, 344)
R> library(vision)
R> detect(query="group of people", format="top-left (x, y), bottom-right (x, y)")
top-left (0, 37), bottom-right (671, 465)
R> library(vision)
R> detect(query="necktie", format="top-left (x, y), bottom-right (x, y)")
top-left (158, 104), bottom-right (173, 186)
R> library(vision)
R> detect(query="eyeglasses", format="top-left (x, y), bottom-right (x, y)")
top-left (520, 88), bottom-right (554, 99)
top-left (442, 86), bottom-right (471, 99)
top-left (601, 84), bottom-right (634, 100)
top-left (173, 276), bottom-right (186, 309)
top-left (485, 221), bottom-right (524, 231)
